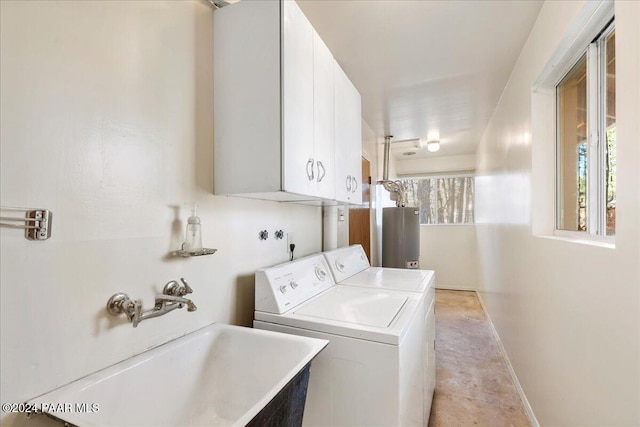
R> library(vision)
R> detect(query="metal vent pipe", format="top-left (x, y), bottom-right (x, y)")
top-left (382, 135), bottom-right (392, 181)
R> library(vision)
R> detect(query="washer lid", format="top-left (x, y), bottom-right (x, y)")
top-left (341, 267), bottom-right (433, 292)
top-left (294, 286), bottom-right (407, 328)
top-left (255, 286), bottom-right (423, 345)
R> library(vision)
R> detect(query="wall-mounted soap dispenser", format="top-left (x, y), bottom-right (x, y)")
top-left (182, 204), bottom-right (203, 253)
top-left (172, 203), bottom-right (217, 257)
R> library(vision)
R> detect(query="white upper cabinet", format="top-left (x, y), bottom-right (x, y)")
top-left (334, 64), bottom-right (362, 204)
top-left (214, 0), bottom-right (358, 204)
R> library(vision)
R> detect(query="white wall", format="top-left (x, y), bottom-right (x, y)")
top-left (383, 150), bottom-right (479, 287)
top-left (0, 1), bottom-right (322, 425)
top-left (397, 152), bottom-right (479, 289)
top-left (475, 0), bottom-right (640, 425)
top-left (419, 225), bottom-right (477, 290)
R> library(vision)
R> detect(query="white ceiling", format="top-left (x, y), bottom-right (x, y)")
top-left (297, 0), bottom-right (543, 159)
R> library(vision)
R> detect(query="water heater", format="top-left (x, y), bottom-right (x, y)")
top-left (382, 207), bottom-right (420, 269)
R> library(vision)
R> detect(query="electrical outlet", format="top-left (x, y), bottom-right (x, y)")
top-left (287, 232), bottom-right (295, 253)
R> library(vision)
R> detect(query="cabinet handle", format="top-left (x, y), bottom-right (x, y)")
top-left (317, 161), bottom-right (326, 183)
top-left (306, 158), bottom-right (315, 181)
top-left (351, 177), bottom-right (358, 192)
top-left (346, 175), bottom-right (352, 192)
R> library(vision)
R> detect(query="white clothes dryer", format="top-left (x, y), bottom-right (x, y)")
top-left (322, 245), bottom-right (437, 424)
top-left (322, 245), bottom-right (434, 294)
top-left (254, 254), bottom-right (425, 427)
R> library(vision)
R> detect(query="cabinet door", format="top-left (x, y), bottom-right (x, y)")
top-left (334, 63), bottom-right (352, 203)
top-left (335, 63), bottom-right (362, 203)
top-left (348, 82), bottom-right (362, 205)
top-left (313, 33), bottom-right (335, 200)
top-left (282, 0), bottom-right (315, 197)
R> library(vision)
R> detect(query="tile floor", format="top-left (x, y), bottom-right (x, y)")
top-left (428, 290), bottom-right (531, 427)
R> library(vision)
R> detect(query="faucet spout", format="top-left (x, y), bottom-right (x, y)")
top-left (155, 294), bottom-right (197, 312)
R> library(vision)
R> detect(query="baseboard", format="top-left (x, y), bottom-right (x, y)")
top-left (434, 284), bottom-right (477, 292)
top-left (475, 292), bottom-right (540, 427)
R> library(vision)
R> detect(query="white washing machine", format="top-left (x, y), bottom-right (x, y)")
top-left (322, 245), bottom-right (437, 424)
top-left (254, 254), bottom-right (425, 427)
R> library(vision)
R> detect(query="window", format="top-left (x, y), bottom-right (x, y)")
top-left (399, 176), bottom-right (474, 225)
top-left (556, 20), bottom-right (615, 236)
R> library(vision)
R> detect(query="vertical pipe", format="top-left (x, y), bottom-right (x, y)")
top-left (323, 206), bottom-right (338, 251)
top-left (383, 135), bottom-right (392, 181)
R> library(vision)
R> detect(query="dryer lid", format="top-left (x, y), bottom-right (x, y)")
top-left (342, 267), bottom-right (432, 292)
top-left (294, 286), bottom-right (407, 328)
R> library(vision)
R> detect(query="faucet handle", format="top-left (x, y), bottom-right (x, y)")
top-left (107, 293), bottom-right (136, 318)
top-left (180, 277), bottom-right (193, 294)
top-left (107, 293), bottom-right (142, 326)
top-left (164, 278), bottom-right (193, 296)
top-left (131, 300), bottom-right (142, 328)
top-left (163, 280), bottom-right (182, 296)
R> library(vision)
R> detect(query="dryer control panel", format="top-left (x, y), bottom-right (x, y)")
top-left (255, 255), bottom-right (335, 314)
top-left (322, 244), bottom-right (370, 282)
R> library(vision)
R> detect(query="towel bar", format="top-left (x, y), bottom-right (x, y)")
top-left (0, 207), bottom-right (53, 240)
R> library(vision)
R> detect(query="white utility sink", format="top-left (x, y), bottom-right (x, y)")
top-left (28, 323), bottom-right (328, 427)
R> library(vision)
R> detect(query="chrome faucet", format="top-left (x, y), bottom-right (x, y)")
top-left (107, 278), bottom-right (197, 328)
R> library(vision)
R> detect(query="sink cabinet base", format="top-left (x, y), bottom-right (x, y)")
top-left (247, 362), bottom-right (312, 427)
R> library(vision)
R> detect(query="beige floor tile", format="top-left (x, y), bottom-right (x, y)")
top-left (429, 290), bottom-right (530, 427)
top-left (429, 391), bottom-right (530, 427)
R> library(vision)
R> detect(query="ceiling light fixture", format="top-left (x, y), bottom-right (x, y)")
top-left (426, 140), bottom-right (440, 152)
top-left (403, 151), bottom-right (416, 156)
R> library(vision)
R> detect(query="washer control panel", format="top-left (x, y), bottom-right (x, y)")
top-left (255, 255), bottom-right (335, 314)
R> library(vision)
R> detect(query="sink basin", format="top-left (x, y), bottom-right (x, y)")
top-left (28, 323), bottom-right (328, 426)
